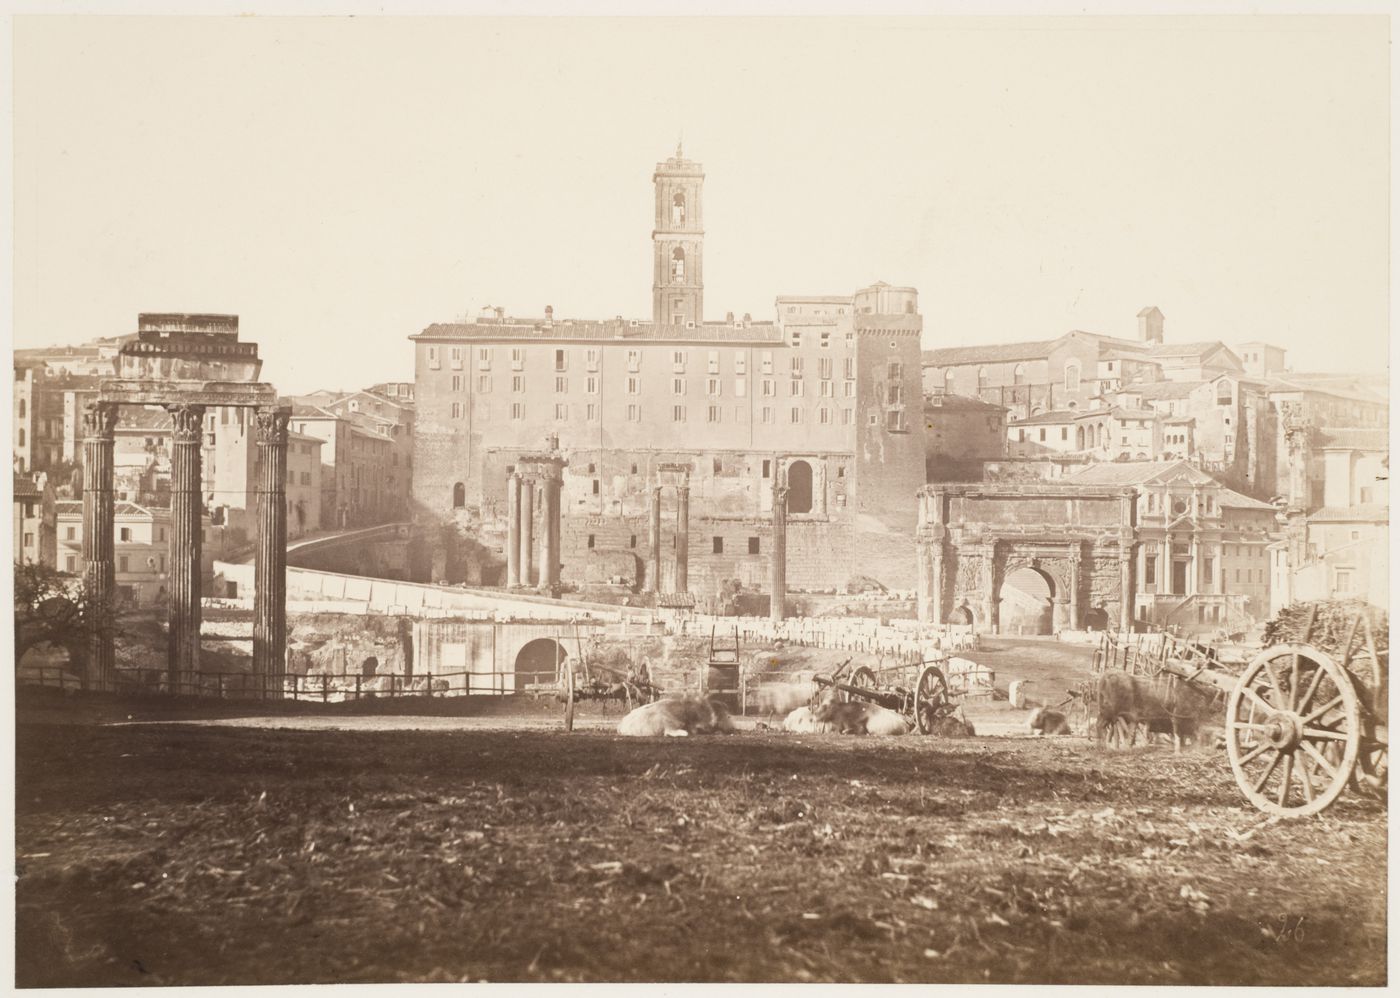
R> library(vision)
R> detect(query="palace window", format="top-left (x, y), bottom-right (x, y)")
top-left (586, 348), bottom-right (599, 371)
top-left (791, 356), bottom-right (804, 376)
top-left (477, 347), bottom-right (491, 370)
top-left (554, 403), bottom-right (568, 421)
top-left (450, 347), bottom-right (462, 369)
top-left (477, 375), bottom-right (491, 393)
top-left (672, 192), bottom-right (686, 226)
top-left (790, 380), bottom-right (805, 397)
top-left (707, 378), bottom-right (721, 397)
top-left (627, 350), bottom-right (641, 372)
top-left (707, 405), bottom-right (721, 423)
top-left (671, 248), bottom-right (685, 281)
top-left (627, 404), bottom-right (641, 422)
top-left (512, 375), bottom-right (525, 393)
top-left (761, 379), bottom-right (775, 398)
top-left (734, 351), bottom-right (746, 374)
top-left (673, 377), bottom-right (685, 396)
top-left (586, 376), bottom-right (598, 394)
top-left (761, 406), bottom-right (774, 424)
top-left (672, 405), bottom-right (686, 422)
top-left (790, 407), bottom-right (803, 424)
top-left (760, 351), bottom-right (773, 375)
top-left (708, 350), bottom-right (719, 374)
top-left (554, 349), bottom-right (567, 372)
top-left (510, 348), bottom-right (524, 370)
top-left (510, 403), bottom-right (525, 421)
top-left (673, 350), bottom-right (686, 371)
top-left (627, 377), bottom-right (640, 395)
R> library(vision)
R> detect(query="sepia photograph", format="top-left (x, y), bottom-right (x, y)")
top-left (7, 5), bottom-right (1391, 989)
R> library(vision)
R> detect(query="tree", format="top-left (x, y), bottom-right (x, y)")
top-left (13, 563), bottom-right (104, 679)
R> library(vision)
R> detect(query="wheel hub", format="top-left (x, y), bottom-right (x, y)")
top-left (1263, 711), bottom-right (1303, 752)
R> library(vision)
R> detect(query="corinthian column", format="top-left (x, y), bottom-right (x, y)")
top-left (505, 473), bottom-right (521, 587)
top-left (81, 401), bottom-right (118, 690)
top-left (254, 406), bottom-right (290, 698)
top-left (647, 486), bottom-right (662, 595)
top-left (519, 478), bottom-right (535, 587)
top-left (539, 475), bottom-right (560, 596)
top-left (675, 484), bottom-right (690, 593)
top-left (166, 403), bottom-right (206, 693)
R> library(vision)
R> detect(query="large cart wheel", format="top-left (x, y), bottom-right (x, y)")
top-left (1351, 727), bottom-right (1387, 798)
top-left (562, 658), bottom-right (576, 733)
top-left (1226, 644), bottom-right (1361, 817)
top-left (844, 666), bottom-right (877, 703)
top-left (914, 665), bottom-right (950, 735)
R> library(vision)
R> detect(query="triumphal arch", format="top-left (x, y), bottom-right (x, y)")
top-left (915, 482), bottom-right (1138, 634)
top-left (83, 314), bottom-right (289, 694)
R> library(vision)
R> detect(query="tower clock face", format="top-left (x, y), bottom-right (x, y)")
top-left (1172, 497), bottom-right (1188, 516)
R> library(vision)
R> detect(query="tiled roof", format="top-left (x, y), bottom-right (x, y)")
top-left (413, 319), bottom-right (783, 344)
top-left (1264, 376), bottom-right (1389, 406)
top-left (1308, 504), bottom-right (1388, 524)
top-left (1009, 408), bottom-right (1081, 426)
top-left (13, 474), bottom-right (41, 498)
top-left (1149, 341), bottom-right (1234, 359)
top-left (1110, 406), bottom-right (1161, 419)
top-left (56, 500), bottom-right (171, 519)
top-left (290, 404), bottom-right (339, 420)
top-left (287, 430), bottom-right (325, 445)
top-left (1316, 428), bottom-right (1388, 451)
top-left (924, 394), bottom-right (1007, 412)
top-left (1062, 460), bottom-right (1213, 487)
top-left (1216, 488), bottom-right (1278, 511)
top-left (923, 339), bottom-right (1058, 366)
top-left (1129, 381), bottom-right (1202, 400)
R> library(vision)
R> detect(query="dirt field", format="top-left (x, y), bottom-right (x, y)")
top-left (15, 706), bottom-right (1386, 987)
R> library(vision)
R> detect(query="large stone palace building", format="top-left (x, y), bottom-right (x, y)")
top-left (411, 149), bottom-right (926, 597)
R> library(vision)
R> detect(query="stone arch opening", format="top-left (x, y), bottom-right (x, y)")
top-left (1075, 425), bottom-right (1085, 449)
top-left (672, 192), bottom-right (686, 226)
top-left (671, 247), bottom-right (686, 281)
top-left (1000, 566), bottom-right (1056, 636)
top-left (948, 604), bottom-right (976, 626)
top-left (787, 460), bottom-right (813, 515)
top-left (452, 482), bottom-right (466, 508)
top-left (514, 638), bottom-right (568, 689)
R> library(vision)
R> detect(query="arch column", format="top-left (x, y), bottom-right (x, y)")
top-left (981, 542), bottom-right (999, 634)
top-left (166, 403), bottom-right (206, 692)
top-left (253, 406), bottom-right (290, 697)
top-left (81, 401), bottom-right (118, 690)
top-left (505, 473), bottom-right (521, 587)
top-left (1067, 550), bottom-right (1082, 629)
top-left (675, 484), bottom-right (690, 593)
top-left (770, 479), bottom-right (788, 622)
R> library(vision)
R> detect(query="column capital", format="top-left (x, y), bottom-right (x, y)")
top-left (81, 400), bottom-right (119, 441)
top-left (164, 402), bottom-right (207, 440)
top-left (254, 405), bottom-right (291, 445)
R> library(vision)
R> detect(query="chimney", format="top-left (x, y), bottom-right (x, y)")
top-left (1137, 306), bottom-right (1164, 344)
top-left (494, 306), bottom-right (505, 321)
top-left (545, 305), bottom-right (554, 320)
top-left (742, 313), bottom-right (752, 325)
top-left (725, 311), bottom-right (734, 323)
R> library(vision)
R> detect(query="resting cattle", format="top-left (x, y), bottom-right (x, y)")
top-left (617, 696), bottom-right (737, 737)
top-left (1027, 707), bottom-right (1073, 736)
top-left (783, 706), bottom-right (835, 733)
top-left (810, 699), bottom-right (911, 736)
top-left (1094, 672), bottom-right (1217, 752)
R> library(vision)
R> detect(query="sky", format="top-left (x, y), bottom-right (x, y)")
top-left (11, 14), bottom-right (1391, 395)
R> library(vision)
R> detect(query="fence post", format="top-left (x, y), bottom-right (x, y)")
top-left (292, 674), bottom-right (299, 702)
top-left (322, 674), bottom-right (329, 702)
top-left (217, 673), bottom-right (224, 699)
top-left (355, 675), bottom-right (361, 701)
top-left (426, 672), bottom-right (433, 697)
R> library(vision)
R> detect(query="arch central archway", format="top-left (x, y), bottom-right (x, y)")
top-left (514, 638), bottom-right (568, 690)
top-left (1000, 566), bottom-right (1056, 636)
top-left (787, 460), bottom-right (813, 514)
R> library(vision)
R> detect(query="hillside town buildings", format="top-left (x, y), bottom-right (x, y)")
top-left (411, 148), bottom-right (926, 599)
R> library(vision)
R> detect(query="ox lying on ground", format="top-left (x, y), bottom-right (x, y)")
top-left (1027, 707), bottom-right (1073, 736)
top-left (1095, 672), bottom-right (1219, 752)
top-left (617, 696), bottom-right (737, 737)
top-left (807, 698), bottom-right (911, 736)
top-left (782, 706), bottom-right (834, 734)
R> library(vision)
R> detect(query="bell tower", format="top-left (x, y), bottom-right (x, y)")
top-left (652, 144), bottom-right (704, 326)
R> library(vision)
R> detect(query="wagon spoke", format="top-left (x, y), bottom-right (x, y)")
top-left (1241, 687), bottom-right (1274, 717)
top-left (1288, 653), bottom-right (1300, 711)
top-left (1251, 749), bottom-right (1282, 794)
top-left (1262, 659), bottom-right (1285, 708)
top-left (1295, 661), bottom-right (1327, 715)
top-left (1276, 754), bottom-right (1294, 808)
top-left (1297, 753), bottom-right (1315, 803)
top-left (1232, 721), bottom-right (1275, 732)
top-left (1302, 695), bottom-right (1344, 726)
top-left (1238, 740), bottom-right (1272, 766)
top-left (1300, 740), bottom-right (1338, 779)
top-left (1302, 727), bottom-right (1349, 741)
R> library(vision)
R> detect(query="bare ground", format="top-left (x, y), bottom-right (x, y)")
top-left (14, 705), bottom-right (1386, 987)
